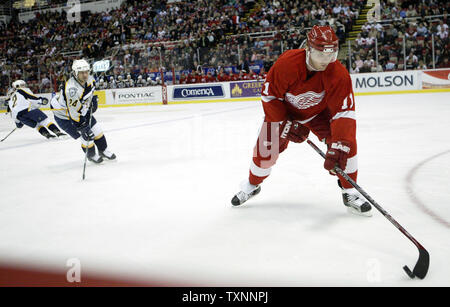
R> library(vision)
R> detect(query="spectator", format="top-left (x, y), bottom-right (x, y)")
top-left (437, 56), bottom-right (449, 68)
top-left (405, 51), bottom-right (418, 63)
top-left (437, 26), bottom-right (448, 40)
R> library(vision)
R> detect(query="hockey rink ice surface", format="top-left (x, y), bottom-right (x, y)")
top-left (1, 92), bottom-right (449, 286)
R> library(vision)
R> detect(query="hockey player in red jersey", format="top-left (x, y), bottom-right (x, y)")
top-left (206, 71), bottom-right (217, 83)
top-left (231, 25), bottom-right (372, 216)
top-left (179, 72), bottom-right (187, 84)
top-left (217, 69), bottom-right (230, 82)
top-left (199, 70), bottom-right (208, 83)
top-left (187, 71), bottom-right (198, 84)
top-left (229, 71), bottom-right (240, 81)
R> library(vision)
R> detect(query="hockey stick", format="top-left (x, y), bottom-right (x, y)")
top-left (82, 104), bottom-right (94, 181)
top-left (0, 128), bottom-right (16, 142)
top-left (306, 138), bottom-right (430, 279)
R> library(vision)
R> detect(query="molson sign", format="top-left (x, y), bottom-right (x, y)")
top-left (230, 81), bottom-right (264, 97)
top-left (351, 70), bottom-right (420, 92)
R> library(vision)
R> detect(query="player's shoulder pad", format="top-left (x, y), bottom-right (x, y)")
top-left (17, 88), bottom-right (39, 100)
top-left (87, 75), bottom-right (96, 87)
top-left (272, 49), bottom-right (305, 79)
top-left (325, 60), bottom-right (352, 88)
top-left (65, 78), bottom-right (80, 99)
top-left (329, 60), bottom-right (351, 79)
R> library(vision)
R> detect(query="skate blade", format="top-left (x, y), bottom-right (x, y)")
top-left (347, 206), bottom-right (373, 217)
top-left (88, 158), bottom-right (104, 164)
top-left (103, 158), bottom-right (118, 163)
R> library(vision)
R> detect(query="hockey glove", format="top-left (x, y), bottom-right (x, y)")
top-left (15, 121), bottom-right (24, 129)
top-left (280, 120), bottom-right (310, 143)
top-left (324, 141), bottom-right (351, 175)
top-left (40, 97), bottom-right (49, 105)
top-left (79, 126), bottom-right (95, 141)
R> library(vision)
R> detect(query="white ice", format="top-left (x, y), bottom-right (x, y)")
top-left (0, 92), bottom-right (449, 286)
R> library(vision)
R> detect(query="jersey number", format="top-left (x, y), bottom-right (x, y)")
top-left (69, 99), bottom-right (78, 107)
top-left (263, 82), bottom-right (269, 95)
top-left (12, 95), bottom-right (17, 108)
top-left (342, 94), bottom-right (354, 110)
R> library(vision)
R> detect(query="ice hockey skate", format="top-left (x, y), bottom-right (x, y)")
top-left (38, 127), bottom-right (56, 139)
top-left (87, 152), bottom-right (103, 164)
top-left (231, 180), bottom-right (261, 206)
top-left (100, 149), bottom-right (117, 160)
top-left (342, 188), bottom-right (372, 217)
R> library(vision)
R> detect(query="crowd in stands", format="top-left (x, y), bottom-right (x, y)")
top-left (0, 0), bottom-right (448, 95)
top-left (348, 0), bottom-right (449, 73)
top-left (95, 67), bottom-right (268, 90)
top-left (0, 0), bottom-right (362, 94)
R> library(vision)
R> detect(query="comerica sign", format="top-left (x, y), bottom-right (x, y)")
top-left (173, 85), bottom-right (224, 99)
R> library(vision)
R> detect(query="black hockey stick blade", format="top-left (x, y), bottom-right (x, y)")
top-left (412, 247), bottom-right (430, 279)
top-left (403, 266), bottom-right (415, 278)
top-left (404, 247), bottom-right (429, 279)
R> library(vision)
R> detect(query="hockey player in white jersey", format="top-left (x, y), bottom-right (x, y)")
top-left (50, 59), bottom-right (116, 163)
top-left (135, 75), bottom-right (143, 87)
top-left (6, 80), bottom-right (65, 139)
top-left (108, 76), bottom-right (116, 89)
top-left (97, 78), bottom-right (108, 90)
top-left (124, 74), bottom-right (135, 88)
top-left (116, 75), bottom-right (125, 88)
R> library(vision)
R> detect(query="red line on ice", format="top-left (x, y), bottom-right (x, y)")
top-left (405, 150), bottom-right (450, 229)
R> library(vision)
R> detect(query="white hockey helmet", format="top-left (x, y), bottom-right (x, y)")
top-left (72, 59), bottom-right (90, 76)
top-left (12, 80), bottom-right (27, 89)
top-left (118, 75), bottom-right (123, 81)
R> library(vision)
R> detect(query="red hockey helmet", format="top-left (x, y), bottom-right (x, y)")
top-left (305, 25), bottom-right (339, 70)
top-left (307, 25), bottom-right (339, 52)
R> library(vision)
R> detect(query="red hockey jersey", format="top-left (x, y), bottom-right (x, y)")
top-left (261, 49), bottom-right (356, 144)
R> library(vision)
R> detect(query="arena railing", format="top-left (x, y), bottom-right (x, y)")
top-left (345, 16), bottom-right (448, 73)
top-left (374, 14), bottom-right (448, 24)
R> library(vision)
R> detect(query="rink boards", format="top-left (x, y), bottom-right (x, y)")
top-left (1, 69), bottom-right (449, 113)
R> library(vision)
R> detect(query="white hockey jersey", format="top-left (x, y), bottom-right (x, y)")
top-left (51, 75), bottom-right (96, 122)
top-left (8, 88), bottom-right (43, 122)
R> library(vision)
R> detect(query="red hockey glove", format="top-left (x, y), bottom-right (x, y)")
top-left (324, 141), bottom-right (351, 174)
top-left (280, 120), bottom-right (310, 143)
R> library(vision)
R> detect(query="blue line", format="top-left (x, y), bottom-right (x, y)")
top-left (0, 104), bottom-right (258, 152)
